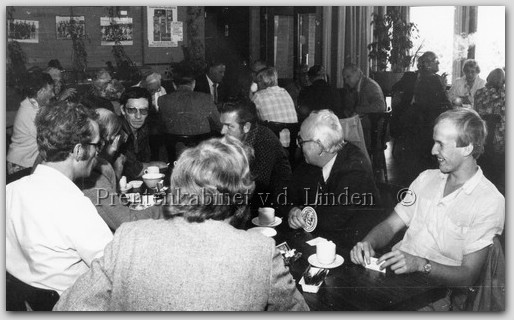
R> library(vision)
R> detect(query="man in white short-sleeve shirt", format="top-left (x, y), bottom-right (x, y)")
top-left (6, 101), bottom-right (113, 295)
top-left (350, 108), bottom-right (504, 290)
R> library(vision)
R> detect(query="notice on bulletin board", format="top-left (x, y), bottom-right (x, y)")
top-left (147, 6), bottom-right (182, 47)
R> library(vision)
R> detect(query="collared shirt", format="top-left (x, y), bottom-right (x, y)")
top-left (7, 97), bottom-right (40, 168)
top-left (252, 86), bottom-right (298, 123)
top-left (119, 116), bottom-right (151, 180)
top-left (6, 164), bottom-right (113, 294)
top-left (395, 168), bottom-right (504, 266)
top-left (322, 153), bottom-right (337, 183)
top-left (448, 76), bottom-right (486, 107)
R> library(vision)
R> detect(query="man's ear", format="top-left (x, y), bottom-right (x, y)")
top-left (73, 144), bottom-right (84, 161)
top-left (462, 143), bottom-right (474, 157)
top-left (120, 106), bottom-right (126, 116)
top-left (243, 122), bottom-right (252, 134)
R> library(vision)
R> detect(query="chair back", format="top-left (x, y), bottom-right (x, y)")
top-left (6, 272), bottom-right (60, 311)
top-left (457, 235), bottom-right (505, 311)
top-left (339, 115), bottom-right (371, 167)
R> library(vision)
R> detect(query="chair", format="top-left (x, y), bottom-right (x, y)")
top-left (339, 115), bottom-right (372, 167)
top-left (6, 272), bottom-right (60, 311)
top-left (368, 112), bottom-right (391, 183)
top-left (450, 235), bottom-right (505, 311)
top-left (164, 132), bottom-right (214, 163)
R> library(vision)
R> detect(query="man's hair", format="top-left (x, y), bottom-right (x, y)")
top-left (256, 67), bottom-right (278, 88)
top-left (219, 98), bottom-right (258, 127)
top-left (48, 59), bottom-right (63, 70)
top-left (166, 136), bottom-right (255, 223)
top-left (23, 69), bottom-right (54, 98)
top-left (417, 51), bottom-right (437, 72)
top-left (141, 71), bottom-right (162, 86)
top-left (307, 65), bottom-right (326, 79)
top-left (342, 63), bottom-right (361, 74)
top-left (36, 101), bottom-right (98, 162)
top-left (462, 59), bottom-right (481, 74)
top-left (435, 108), bottom-right (487, 159)
top-left (96, 108), bottom-right (122, 144)
top-left (207, 59), bottom-right (226, 70)
top-left (172, 63), bottom-right (196, 86)
top-left (250, 60), bottom-right (268, 73)
top-left (303, 109), bottom-right (345, 153)
top-left (120, 86), bottom-right (152, 107)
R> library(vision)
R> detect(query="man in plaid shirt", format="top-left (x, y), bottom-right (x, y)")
top-left (252, 67), bottom-right (298, 124)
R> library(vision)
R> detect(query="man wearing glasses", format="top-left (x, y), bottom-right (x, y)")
top-left (285, 109), bottom-right (379, 233)
top-left (119, 87), bottom-right (167, 180)
top-left (6, 101), bottom-right (113, 303)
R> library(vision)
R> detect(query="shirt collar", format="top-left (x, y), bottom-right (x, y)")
top-left (206, 75), bottom-right (214, 87)
top-left (33, 164), bottom-right (83, 194)
top-left (437, 166), bottom-right (484, 195)
top-left (322, 154), bottom-right (337, 182)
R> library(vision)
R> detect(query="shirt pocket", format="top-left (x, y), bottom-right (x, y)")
top-left (440, 218), bottom-right (469, 259)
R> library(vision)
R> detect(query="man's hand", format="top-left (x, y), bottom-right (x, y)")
top-left (377, 249), bottom-right (425, 274)
top-left (350, 241), bottom-right (375, 266)
top-left (287, 207), bottom-right (306, 229)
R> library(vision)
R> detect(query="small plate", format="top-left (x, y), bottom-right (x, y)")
top-left (308, 254), bottom-right (344, 269)
top-left (301, 206), bottom-right (318, 232)
top-left (247, 227), bottom-right (277, 237)
top-left (251, 217), bottom-right (282, 227)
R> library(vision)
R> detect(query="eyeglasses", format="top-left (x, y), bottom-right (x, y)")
top-left (296, 136), bottom-right (324, 149)
top-left (83, 141), bottom-right (103, 152)
top-left (125, 107), bottom-right (149, 115)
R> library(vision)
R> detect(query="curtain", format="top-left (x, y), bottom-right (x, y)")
top-left (453, 6), bottom-right (478, 80)
top-left (322, 6), bottom-right (373, 88)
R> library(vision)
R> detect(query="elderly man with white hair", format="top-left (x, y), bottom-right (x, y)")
top-left (285, 109), bottom-right (380, 232)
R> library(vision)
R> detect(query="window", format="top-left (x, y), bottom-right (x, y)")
top-left (409, 6), bottom-right (505, 83)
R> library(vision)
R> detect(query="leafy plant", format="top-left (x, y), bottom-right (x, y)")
top-left (368, 7), bottom-right (419, 72)
top-left (182, 6), bottom-right (206, 76)
top-left (69, 7), bottom-right (90, 81)
top-left (107, 6), bottom-right (140, 82)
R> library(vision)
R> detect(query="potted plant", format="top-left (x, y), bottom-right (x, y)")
top-left (368, 7), bottom-right (418, 94)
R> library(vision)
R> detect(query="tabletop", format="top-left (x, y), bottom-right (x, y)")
top-left (267, 218), bottom-right (447, 311)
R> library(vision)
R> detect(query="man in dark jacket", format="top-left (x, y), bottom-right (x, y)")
top-left (286, 109), bottom-right (380, 232)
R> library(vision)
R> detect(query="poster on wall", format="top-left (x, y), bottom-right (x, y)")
top-left (56, 16), bottom-right (86, 40)
top-left (147, 6), bottom-right (182, 47)
top-left (7, 19), bottom-right (39, 43)
top-left (100, 17), bottom-right (133, 46)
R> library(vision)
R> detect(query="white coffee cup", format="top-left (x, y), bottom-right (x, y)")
top-left (258, 207), bottom-right (275, 225)
top-left (144, 166), bottom-right (160, 175)
top-left (316, 240), bottom-right (336, 265)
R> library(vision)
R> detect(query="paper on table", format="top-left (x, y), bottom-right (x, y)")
top-left (365, 257), bottom-right (386, 273)
top-left (306, 237), bottom-right (327, 246)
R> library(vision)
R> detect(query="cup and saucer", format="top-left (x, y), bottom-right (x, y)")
top-left (308, 254), bottom-right (344, 269)
top-left (251, 207), bottom-right (282, 227)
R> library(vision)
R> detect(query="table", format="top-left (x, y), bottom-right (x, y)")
top-left (270, 221), bottom-right (447, 311)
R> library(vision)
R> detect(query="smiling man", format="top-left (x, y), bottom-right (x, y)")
top-left (6, 101), bottom-right (113, 304)
top-left (350, 108), bottom-right (504, 310)
top-left (118, 87), bottom-right (167, 180)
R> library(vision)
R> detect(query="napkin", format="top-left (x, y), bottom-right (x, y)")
top-left (365, 257), bottom-right (386, 273)
top-left (306, 237), bottom-right (327, 246)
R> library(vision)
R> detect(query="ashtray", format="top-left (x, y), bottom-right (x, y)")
top-left (299, 265), bottom-right (329, 293)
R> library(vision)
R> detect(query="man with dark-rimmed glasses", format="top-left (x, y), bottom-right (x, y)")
top-left (119, 87), bottom-right (167, 180)
top-left (285, 109), bottom-right (379, 233)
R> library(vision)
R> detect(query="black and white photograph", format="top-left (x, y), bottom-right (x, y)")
top-left (55, 16), bottom-right (85, 40)
top-left (7, 19), bottom-right (39, 43)
top-left (100, 16), bottom-right (133, 46)
top-left (4, 4), bottom-right (508, 313)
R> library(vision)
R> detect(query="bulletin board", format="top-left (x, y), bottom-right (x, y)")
top-left (143, 6), bottom-right (187, 65)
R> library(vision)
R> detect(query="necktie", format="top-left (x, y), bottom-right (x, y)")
top-left (212, 83), bottom-right (218, 104)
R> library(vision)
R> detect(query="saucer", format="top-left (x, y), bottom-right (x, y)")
top-left (251, 217), bottom-right (282, 227)
top-left (301, 206), bottom-right (318, 232)
top-left (308, 254), bottom-right (344, 269)
top-left (247, 227), bottom-right (277, 237)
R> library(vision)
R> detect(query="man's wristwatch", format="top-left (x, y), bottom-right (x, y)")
top-left (422, 258), bottom-right (432, 274)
